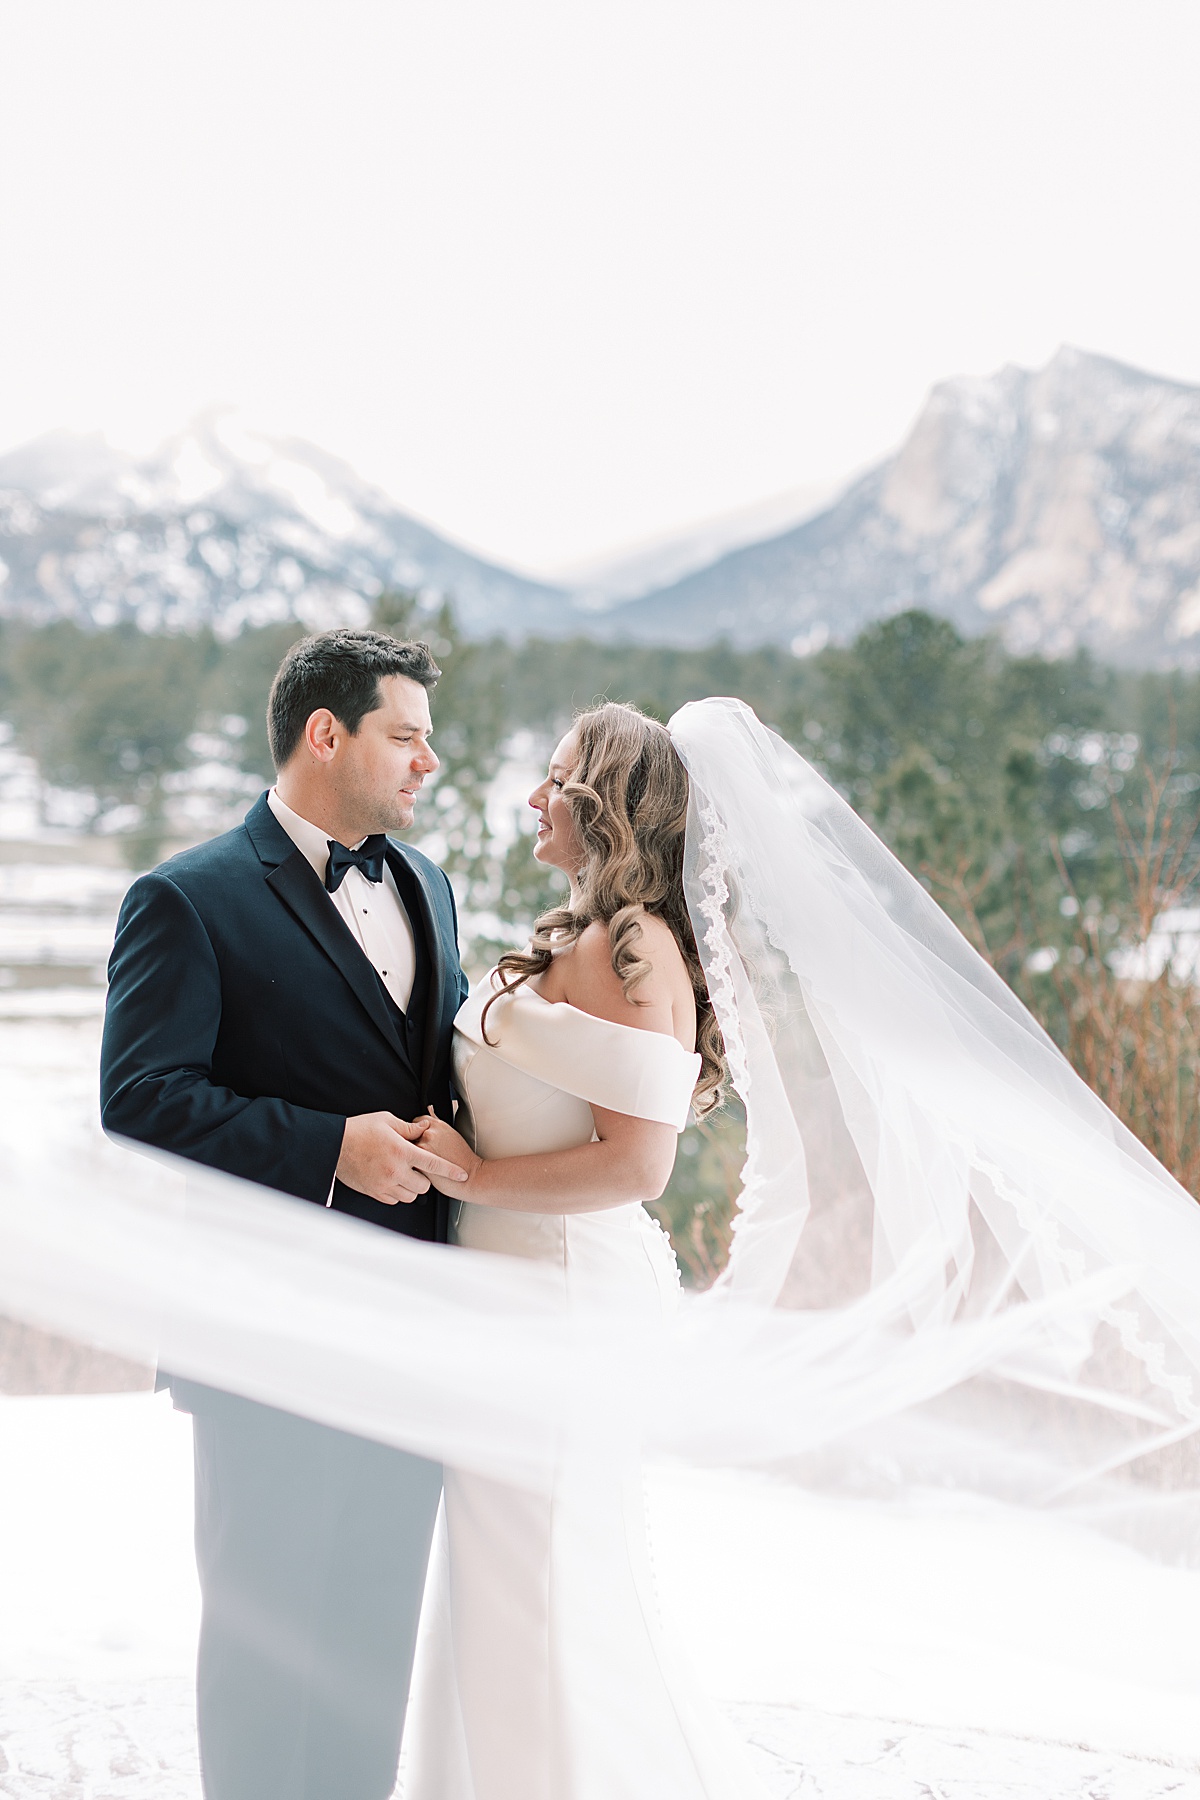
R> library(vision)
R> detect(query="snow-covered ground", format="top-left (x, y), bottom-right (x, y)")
top-left (1, 931), bottom-right (1199, 1797)
top-left (0, 1393), bottom-right (1198, 1798)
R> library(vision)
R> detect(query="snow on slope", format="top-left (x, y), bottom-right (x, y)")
top-left (555, 477), bottom-right (848, 610)
top-left (0, 414), bottom-right (569, 641)
top-left (8, 347), bottom-right (1200, 665)
top-left (612, 348), bottom-right (1200, 667)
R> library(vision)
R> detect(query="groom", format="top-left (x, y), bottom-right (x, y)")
top-left (100, 628), bottom-right (470, 1800)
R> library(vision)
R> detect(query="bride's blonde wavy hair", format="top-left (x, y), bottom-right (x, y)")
top-left (483, 701), bottom-right (727, 1118)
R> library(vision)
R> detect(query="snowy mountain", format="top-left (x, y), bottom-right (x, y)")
top-left (554, 478), bottom-right (848, 610)
top-left (610, 349), bottom-right (1200, 666)
top-left (6, 351), bottom-right (1200, 666)
top-left (0, 414), bottom-right (568, 639)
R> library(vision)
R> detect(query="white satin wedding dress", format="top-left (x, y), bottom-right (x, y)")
top-left (402, 974), bottom-right (767, 1800)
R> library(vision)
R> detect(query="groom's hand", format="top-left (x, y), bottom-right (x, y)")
top-left (336, 1112), bottom-right (469, 1205)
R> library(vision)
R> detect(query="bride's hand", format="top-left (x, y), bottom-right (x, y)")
top-left (414, 1110), bottom-right (483, 1193)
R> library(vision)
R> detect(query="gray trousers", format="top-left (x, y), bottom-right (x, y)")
top-left (192, 1393), bottom-right (442, 1800)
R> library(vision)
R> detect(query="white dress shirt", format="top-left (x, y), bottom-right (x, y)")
top-left (268, 788), bottom-right (417, 1014)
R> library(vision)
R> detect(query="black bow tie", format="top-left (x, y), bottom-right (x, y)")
top-left (325, 835), bottom-right (388, 893)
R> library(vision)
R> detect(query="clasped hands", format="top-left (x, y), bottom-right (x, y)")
top-left (335, 1107), bottom-right (481, 1207)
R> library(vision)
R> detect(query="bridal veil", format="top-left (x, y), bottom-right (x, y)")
top-left (670, 697), bottom-right (1200, 1556)
top-left (1, 698), bottom-right (1198, 1559)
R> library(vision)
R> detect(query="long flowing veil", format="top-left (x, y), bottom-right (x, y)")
top-left (671, 696), bottom-right (1200, 1555)
top-left (0, 699), bottom-right (1196, 1551)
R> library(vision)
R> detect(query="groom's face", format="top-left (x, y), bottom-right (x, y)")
top-left (337, 674), bottom-right (439, 833)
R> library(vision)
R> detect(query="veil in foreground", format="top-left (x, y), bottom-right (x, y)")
top-left (0, 700), bottom-right (1197, 1559)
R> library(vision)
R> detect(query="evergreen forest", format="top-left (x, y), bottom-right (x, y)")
top-left (3, 598), bottom-right (1198, 1275)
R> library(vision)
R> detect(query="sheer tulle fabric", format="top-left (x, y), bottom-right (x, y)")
top-left (0, 697), bottom-right (1195, 1556)
top-left (0, 1136), bottom-right (1107, 1491)
top-left (669, 697), bottom-right (1200, 1556)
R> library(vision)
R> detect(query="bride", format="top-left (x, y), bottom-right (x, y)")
top-left (403, 700), bottom-right (761, 1800)
top-left (397, 689), bottom-right (1200, 1794)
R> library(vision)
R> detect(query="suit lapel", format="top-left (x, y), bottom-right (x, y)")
top-left (243, 794), bottom-right (410, 1064)
top-left (386, 841), bottom-right (451, 1099)
top-left (267, 855), bottom-right (410, 1063)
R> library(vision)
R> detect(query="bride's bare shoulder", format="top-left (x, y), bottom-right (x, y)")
top-left (558, 916), bottom-right (693, 1044)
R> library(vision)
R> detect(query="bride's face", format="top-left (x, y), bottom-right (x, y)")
top-left (529, 729), bottom-right (584, 875)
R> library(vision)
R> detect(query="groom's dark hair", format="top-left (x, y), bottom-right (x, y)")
top-left (268, 628), bottom-right (442, 769)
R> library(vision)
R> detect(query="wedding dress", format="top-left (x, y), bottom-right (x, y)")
top-left (403, 977), bottom-right (768, 1800)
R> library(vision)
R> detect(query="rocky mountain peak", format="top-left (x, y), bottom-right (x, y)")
top-left (611, 347), bottom-right (1200, 667)
top-left (5, 350), bottom-right (1200, 666)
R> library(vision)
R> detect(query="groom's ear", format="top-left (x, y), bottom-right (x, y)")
top-left (301, 709), bottom-right (343, 763)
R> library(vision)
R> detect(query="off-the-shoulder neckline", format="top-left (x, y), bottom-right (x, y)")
top-left (489, 976), bottom-right (699, 1060)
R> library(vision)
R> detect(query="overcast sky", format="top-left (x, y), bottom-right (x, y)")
top-left (1, 1), bottom-right (1197, 574)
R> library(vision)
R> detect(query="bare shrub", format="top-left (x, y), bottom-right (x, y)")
top-left (931, 759), bottom-right (1200, 1197)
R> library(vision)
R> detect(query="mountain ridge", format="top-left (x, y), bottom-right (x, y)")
top-left (0, 412), bottom-right (569, 640)
top-left (554, 476), bottom-right (849, 610)
top-left (611, 347), bottom-right (1200, 667)
top-left (4, 349), bottom-right (1200, 667)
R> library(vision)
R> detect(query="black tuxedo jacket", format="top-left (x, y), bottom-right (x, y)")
top-left (100, 792), bottom-right (469, 1242)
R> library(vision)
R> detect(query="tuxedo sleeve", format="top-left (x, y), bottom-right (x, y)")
top-left (100, 872), bottom-right (345, 1204)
